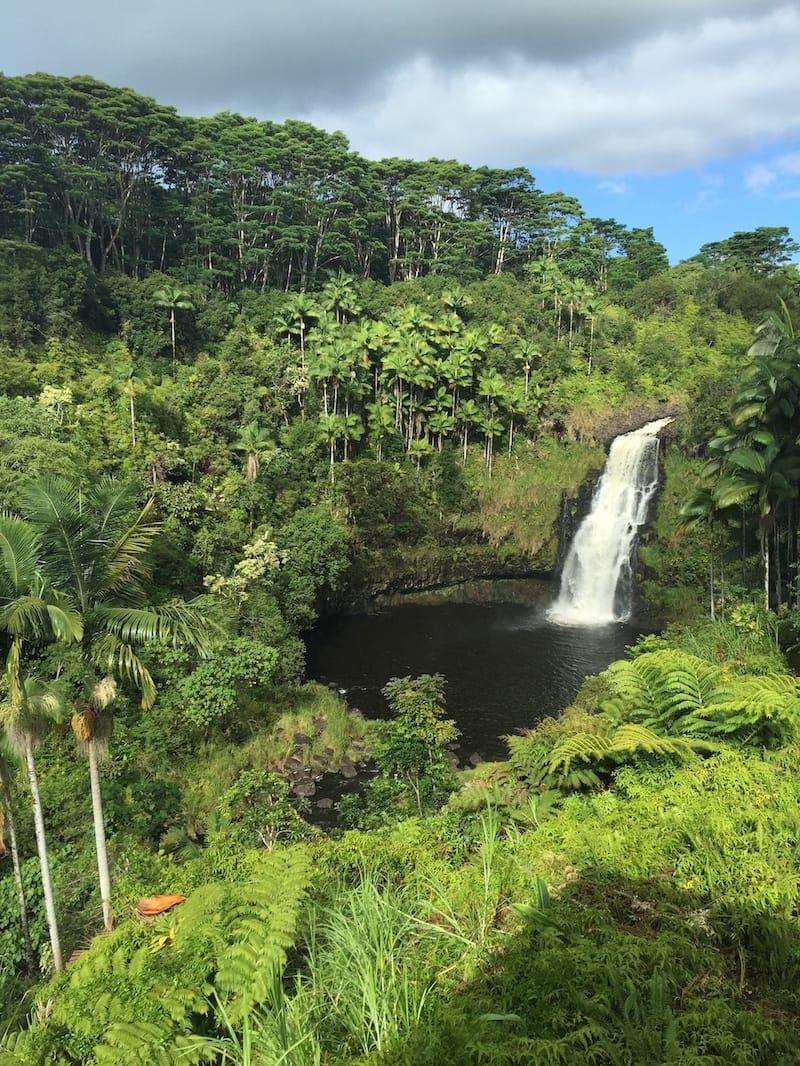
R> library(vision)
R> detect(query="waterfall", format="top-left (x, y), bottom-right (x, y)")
top-left (548, 417), bottom-right (673, 625)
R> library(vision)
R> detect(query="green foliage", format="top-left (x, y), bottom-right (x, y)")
top-left (166, 638), bottom-right (280, 730)
top-left (218, 770), bottom-right (309, 850)
top-left (301, 873), bottom-right (433, 1057)
top-left (4, 848), bottom-right (311, 1063)
top-left (2, 69), bottom-right (800, 1064)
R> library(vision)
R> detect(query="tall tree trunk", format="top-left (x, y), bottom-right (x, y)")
top-left (762, 525), bottom-right (770, 611)
top-left (129, 394), bottom-right (136, 449)
top-left (0, 765), bottom-right (36, 976)
top-left (170, 310), bottom-right (177, 375)
top-left (774, 522), bottom-right (783, 609)
top-left (87, 738), bottom-right (113, 934)
top-left (25, 742), bottom-right (63, 971)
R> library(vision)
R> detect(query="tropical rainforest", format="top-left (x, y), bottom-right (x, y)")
top-left (2, 72), bottom-right (800, 1064)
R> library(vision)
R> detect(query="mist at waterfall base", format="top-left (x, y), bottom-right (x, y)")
top-left (307, 420), bottom-right (669, 760)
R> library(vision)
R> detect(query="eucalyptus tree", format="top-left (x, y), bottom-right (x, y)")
top-left (19, 477), bottom-right (217, 934)
top-left (699, 227), bottom-right (799, 276)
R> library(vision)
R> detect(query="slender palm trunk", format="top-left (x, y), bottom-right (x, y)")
top-left (25, 741), bottom-right (63, 971)
top-left (87, 738), bottom-right (113, 933)
top-left (762, 526), bottom-right (770, 611)
top-left (0, 766), bottom-right (36, 975)
top-left (170, 310), bottom-right (177, 375)
top-left (129, 393), bottom-right (136, 449)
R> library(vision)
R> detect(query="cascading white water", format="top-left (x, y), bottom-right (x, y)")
top-left (548, 417), bottom-right (673, 626)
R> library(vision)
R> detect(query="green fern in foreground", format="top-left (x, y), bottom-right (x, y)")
top-left (508, 649), bottom-right (800, 795)
top-left (1, 848), bottom-right (311, 1065)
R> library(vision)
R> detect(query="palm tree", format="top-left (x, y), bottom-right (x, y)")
top-left (441, 285), bottom-right (472, 318)
top-left (678, 487), bottom-right (721, 618)
top-left (0, 514), bottom-right (81, 972)
top-left (365, 401), bottom-right (396, 461)
top-left (233, 422), bottom-right (273, 483)
top-left (20, 477), bottom-right (217, 933)
top-left (318, 413), bottom-right (346, 481)
top-left (2, 679), bottom-right (69, 972)
top-left (457, 399), bottom-right (482, 465)
top-left (0, 746), bottom-right (36, 976)
top-left (276, 291), bottom-right (319, 370)
top-left (153, 286), bottom-right (194, 375)
top-left (112, 363), bottom-right (145, 449)
top-left (710, 434), bottom-right (800, 609)
top-left (321, 271), bottom-right (361, 325)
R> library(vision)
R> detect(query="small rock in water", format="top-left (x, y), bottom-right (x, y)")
top-left (316, 797), bottom-right (334, 810)
top-left (293, 780), bottom-right (316, 798)
top-left (468, 752), bottom-right (484, 767)
top-left (339, 756), bottom-right (358, 779)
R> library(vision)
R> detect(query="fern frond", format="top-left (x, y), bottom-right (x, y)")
top-left (548, 732), bottom-right (613, 774)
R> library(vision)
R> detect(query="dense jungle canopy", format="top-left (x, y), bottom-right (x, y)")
top-left (1, 72), bottom-right (800, 1064)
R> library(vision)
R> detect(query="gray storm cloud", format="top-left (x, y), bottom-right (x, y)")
top-left (4, 0), bottom-right (800, 173)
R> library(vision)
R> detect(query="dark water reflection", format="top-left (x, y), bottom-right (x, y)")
top-left (306, 580), bottom-right (649, 760)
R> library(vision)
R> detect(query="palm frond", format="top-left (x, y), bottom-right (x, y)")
top-left (101, 507), bottom-right (160, 599)
top-left (94, 603), bottom-right (219, 657)
top-left (90, 632), bottom-right (157, 709)
top-left (1, 595), bottom-right (58, 642)
top-left (44, 590), bottom-right (83, 643)
top-left (0, 517), bottom-right (40, 598)
top-left (20, 477), bottom-right (89, 606)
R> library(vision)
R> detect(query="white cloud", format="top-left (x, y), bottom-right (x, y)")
top-left (776, 152), bottom-right (800, 175)
top-left (305, 7), bottom-right (800, 174)
top-left (745, 148), bottom-right (800, 199)
top-left (745, 164), bottom-right (777, 193)
top-left (2, 1), bottom-right (799, 175)
top-left (597, 181), bottom-right (630, 195)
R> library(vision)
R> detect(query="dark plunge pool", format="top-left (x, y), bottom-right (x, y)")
top-left (305, 579), bottom-right (649, 761)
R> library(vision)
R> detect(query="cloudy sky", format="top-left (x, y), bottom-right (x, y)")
top-left (5, 1), bottom-right (800, 263)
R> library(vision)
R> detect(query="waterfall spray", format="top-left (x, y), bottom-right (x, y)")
top-left (549, 417), bottom-right (672, 625)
